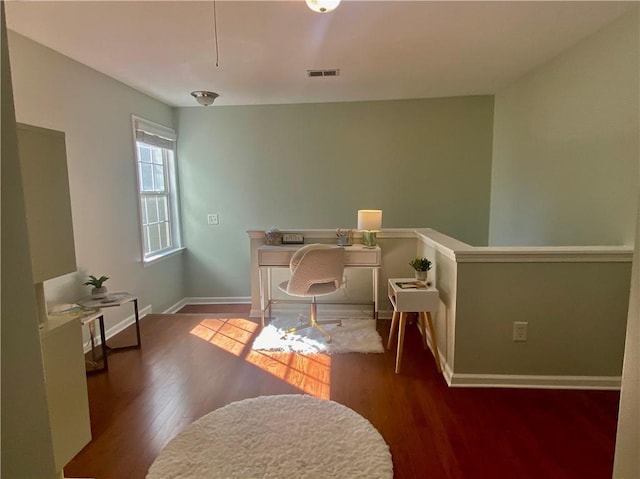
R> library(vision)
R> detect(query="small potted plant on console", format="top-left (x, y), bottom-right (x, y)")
top-left (409, 257), bottom-right (432, 281)
top-left (84, 275), bottom-right (110, 299)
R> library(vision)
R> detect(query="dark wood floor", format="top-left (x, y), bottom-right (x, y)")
top-left (66, 305), bottom-right (620, 479)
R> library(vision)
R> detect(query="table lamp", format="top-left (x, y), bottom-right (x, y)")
top-left (357, 209), bottom-right (382, 247)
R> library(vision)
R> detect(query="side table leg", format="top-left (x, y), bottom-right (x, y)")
top-left (387, 309), bottom-right (399, 350)
top-left (98, 314), bottom-right (109, 371)
top-left (88, 321), bottom-right (97, 365)
top-left (133, 299), bottom-right (141, 348)
top-left (395, 312), bottom-right (407, 374)
top-left (259, 267), bottom-right (266, 328)
top-left (417, 312), bottom-right (429, 350)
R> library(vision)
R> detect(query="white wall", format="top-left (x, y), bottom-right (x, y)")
top-left (489, 9), bottom-right (639, 247)
top-left (613, 200), bottom-right (640, 476)
top-left (1, 9), bottom-right (57, 477)
top-left (7, 32), bottom-right (185, 335)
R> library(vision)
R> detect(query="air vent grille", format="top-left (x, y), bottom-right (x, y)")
top-left (307, 69), bottom-right (340, 78)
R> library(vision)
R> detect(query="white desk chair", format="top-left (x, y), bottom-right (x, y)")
top-left (278, 244), bottom-right (346, 342)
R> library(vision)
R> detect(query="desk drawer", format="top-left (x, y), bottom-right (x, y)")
top-left (259, 246), bottom-right (381, 267)
top-left (259, 250), bottom-right (294, 266)
top-left (345, 249), bottom-right (380, 266)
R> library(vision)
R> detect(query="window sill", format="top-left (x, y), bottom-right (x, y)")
top-left (143, 247), bottom-right (186, 267)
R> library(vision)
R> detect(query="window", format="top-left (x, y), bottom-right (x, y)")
top-left (132, 116), bottom-right (182, 263)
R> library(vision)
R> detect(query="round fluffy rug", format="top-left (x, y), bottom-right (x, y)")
top-left (147, 394), bottom-right (393, 479)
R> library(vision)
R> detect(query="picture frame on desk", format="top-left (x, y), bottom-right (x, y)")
top-left (282, 233), bottom-right (304, 244)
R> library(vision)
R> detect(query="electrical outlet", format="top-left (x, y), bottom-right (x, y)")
top-left (513, 321), bottom-right (528, 342)
top-left (207, 214), bottom-right (219, 225)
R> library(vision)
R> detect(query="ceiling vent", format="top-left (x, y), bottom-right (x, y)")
top-left (307, 69), bottom-right (340, 78)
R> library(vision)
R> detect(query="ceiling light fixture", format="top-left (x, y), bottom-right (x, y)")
top-left (305, 0), bottom-right (341, 14)
top-left (191, 91), bottom-right (219, 106)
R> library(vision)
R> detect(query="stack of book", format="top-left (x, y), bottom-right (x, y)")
top-left (395, 281), bottom-right (427, 289)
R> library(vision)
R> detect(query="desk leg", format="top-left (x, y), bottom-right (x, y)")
top-left (266, 267), bottom-right (272, 319)
top-left (373, 267), bottom-right (379, 320)
top-left (259, 267), bottom-right (266, 328)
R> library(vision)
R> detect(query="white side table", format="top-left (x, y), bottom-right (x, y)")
top-left (77, 292), bottom-right (141, 350)
top-left (387, 278), bottom-right (441, 374)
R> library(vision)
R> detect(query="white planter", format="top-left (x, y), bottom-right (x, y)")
top-left (414, 270), bottom-right (428, 281)
top-left (91, 287), bottom-right (108, 299)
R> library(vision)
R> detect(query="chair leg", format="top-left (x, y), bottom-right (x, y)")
top-left (315, 323), bottom-right (332, 342)
top-left (284, 299), bottom-right (338, 342)
top-left (310, 300), bottom-right (317, 325)
top-left (317, 319), bottom-right (342, 326)
top-left (285, 323), bottom-right (313, 334)
top-left (310, 300), bottom-right (336, 343)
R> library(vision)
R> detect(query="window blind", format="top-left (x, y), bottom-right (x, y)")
top-left (133, 118), bottom-right (176, 149)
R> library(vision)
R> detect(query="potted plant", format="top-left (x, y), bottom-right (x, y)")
top-left (409, 257), bottom-right (432, 281)
top-left (84, 275), bottom-right (109, 299)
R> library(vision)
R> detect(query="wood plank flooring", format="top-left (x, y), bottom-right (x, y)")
top-left (65, 306), bottom-right (620, 479)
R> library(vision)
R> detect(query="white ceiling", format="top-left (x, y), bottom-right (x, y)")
top-left (5, 1), bottom-right (634, 107)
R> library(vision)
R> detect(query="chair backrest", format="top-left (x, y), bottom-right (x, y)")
top-left (286, 244), bottom-right (346, 297)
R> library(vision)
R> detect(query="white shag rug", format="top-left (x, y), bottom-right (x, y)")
top-left (147, 394), bottom-right (393, 479)
top-left (251, 315), bottom-right (384, 354)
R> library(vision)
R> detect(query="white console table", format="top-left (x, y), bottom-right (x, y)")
top-left (258, 244), bottom-right (381, 327)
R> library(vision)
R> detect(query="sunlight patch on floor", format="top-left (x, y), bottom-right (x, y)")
top-left (189, 317), bottom-right (331, 399)
top-left (189, 317), bottom-right (258, 357)
top-left (245, 350), bottom-right (331, 399)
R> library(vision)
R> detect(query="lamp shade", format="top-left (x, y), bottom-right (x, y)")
top-left (357, 210), bottom-right (382, 231)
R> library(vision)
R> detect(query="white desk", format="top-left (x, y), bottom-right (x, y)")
top-left (258, 244), bottom-right (381, 327)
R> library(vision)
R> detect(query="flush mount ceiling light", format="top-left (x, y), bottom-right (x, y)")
top-left (190, 91), bottom-right (219, 106)
top-left (305, 0), bottom-right (341, 13)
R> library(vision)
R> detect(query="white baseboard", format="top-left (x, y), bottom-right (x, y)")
top-left (398, 325), bottom-right (619, 391)
top-left (165, 297), bottom-right (252, 314)
top-left (447, 372), bottom-right (621, 390)
top-left (163, 298), bottom-right (189, 313)
top-left (184, 296), bottom-right (252, 304)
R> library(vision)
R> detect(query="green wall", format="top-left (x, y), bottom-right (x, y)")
top-left (8, 32), bottom-right (186, 330)
top-left (177, 96), bottom-right (494, 297)
top-left (489, 9), bottom-right (639, 246)
top-left (455, 261), bottom-right (631, 376)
